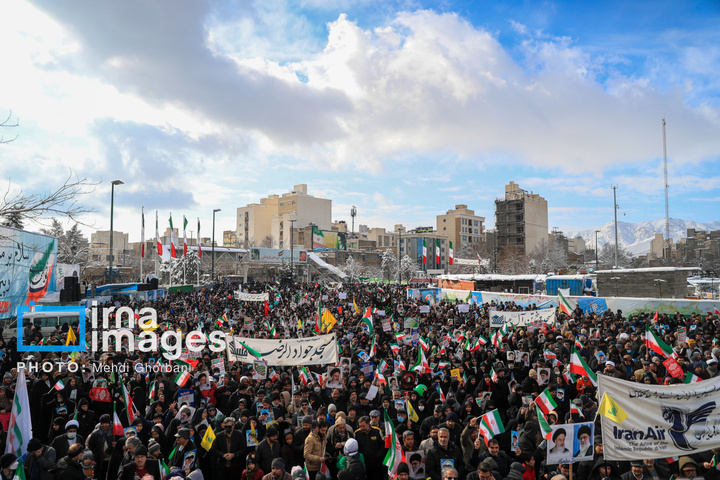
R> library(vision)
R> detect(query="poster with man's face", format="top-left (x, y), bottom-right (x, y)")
top-left (546, 422), bottom-right (594, 465)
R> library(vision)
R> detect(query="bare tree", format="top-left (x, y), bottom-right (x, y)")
top-left (530, 238), bottom-right (567, 274)
top-left (1, 171), bottom-right (98, 227)
top-left (381, 248), bottom-right (397, 280)
top-left (0, 110), bottom-right (18, 144)
top-left (260, 235), bottom-right (273, 248)
top-left (399, 254), bottom-right (418, 282)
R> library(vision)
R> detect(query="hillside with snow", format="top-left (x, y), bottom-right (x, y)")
top-left (566, 219), bottom-right (720, 256)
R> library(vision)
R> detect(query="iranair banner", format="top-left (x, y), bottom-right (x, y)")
top-left (597, 373), bottom-right (720, 461)
top-left (489, 308), bottom-right (556, 329)
top-left (226, 334), bottom-right (338, 366)
top-left (0, 226), bottom-right (58, 320)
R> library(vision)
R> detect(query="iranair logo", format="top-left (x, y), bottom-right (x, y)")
top-left (661, 401), bottom-right (716, 451)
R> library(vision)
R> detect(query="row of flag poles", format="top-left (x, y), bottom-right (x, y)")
top-left (421, 238), bottom-right (455, 269)
top-left (140, 208), bottom-right (203, 286)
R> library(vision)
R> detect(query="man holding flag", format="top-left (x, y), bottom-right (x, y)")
top-left (426, 427), bottom-right (463, 480)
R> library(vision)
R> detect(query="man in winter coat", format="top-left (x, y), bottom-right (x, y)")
top-left (353, 416), bottom-right (386, 480)
top-left (119, 446), bottom-right (162, 480)
top-left (304, 419), bottom-right (328, 480)
top-left (256, 426), bottom-right (282, 475)
top-left (24, 438), bottom-right (56, 480)
top-left (51, 443), bottom-right (85, 480)
top-left (211, 416), bottom-right (245, 476)
top-left (51, 420), bottom-right (85, 460)
top-left (426, 427), bottom-right (464, 480)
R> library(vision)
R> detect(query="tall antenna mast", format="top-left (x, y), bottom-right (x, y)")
top-left (613, 185), bottom-right (619, 269)
top-left (662, 117), bottom-right (670, 254)
top-left (350, 205), bottom-right (357, 236)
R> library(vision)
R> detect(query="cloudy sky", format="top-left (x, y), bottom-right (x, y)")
top-left (1, 0), bottom-right (718, 242)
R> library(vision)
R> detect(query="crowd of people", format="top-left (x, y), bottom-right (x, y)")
top-left (0, 281), bottom-right (719, 480)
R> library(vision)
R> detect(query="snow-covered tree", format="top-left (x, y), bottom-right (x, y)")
top-left (40, 218), bottom-right (89, 266)
top-left (531, 238), bottom-right (567, 274)
top-left (598, 242), bottom-right (633, 268)
top-left (342, 255), bottom-right (364, 282)
top-left (498, 246), bottom-right (530, 274)
top-left (159, 251), bottom-right (201, 284)
top-left (399, 254), bottom-right (418, 282)
top-left (381, 248), bottom-right (397, 280)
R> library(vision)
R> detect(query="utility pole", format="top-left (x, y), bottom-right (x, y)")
top-left (662, 117), bottom-right (670, 259)
top-left (290, 218), bottom-right (296, 284)
top-left (612, 185), bottom-right (619, 269)
top-left (397, 227), bottom-right (402, 283)
top-left (595, 230), bottom-right (600, 268)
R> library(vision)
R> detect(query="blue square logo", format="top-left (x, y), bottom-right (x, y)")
top-left (16, 305), bottom-right (86, 352)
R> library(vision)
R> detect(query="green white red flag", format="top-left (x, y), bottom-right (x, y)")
top-left (645, 325), bottom-right (674, 357)
top-left (197, 218), bottom-right (202, 258)
top-left (183, 216), bottom-right (188, 257)
top-left (535, 388), bottom-right (558, 415)
top-left (436, 239), bottom-right (440, 264)
top-left (569, 346), bottom-right (597, 386)
top-left (169, 213), bottom-right (177, 258)
top-left (536, 404), bottom-right (553, 440)
top-left (383, 409), bottom-right (406, 477)
top-left (558, 290), bottom-right (572, 315)
top-left (155, 211), bottom-right (163, 256)
top-left (449, 241), bottom-right (454, 266)
top-left (422, 239), bottom-right (427, 264)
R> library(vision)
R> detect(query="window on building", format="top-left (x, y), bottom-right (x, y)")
top-left (462, 235), bottom-right (467, 242)
top-left (474, 229), bottom-right (478, 234)
top-left (474, 220), bottom-right (478, 226)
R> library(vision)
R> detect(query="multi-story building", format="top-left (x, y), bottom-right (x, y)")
top-left (398, 227), bottom-right (448, 274)
top-left (236, 184), bottom-right (332, 249)
top-left (223, 230), bottom-right (237, 247)
top-left (436, 204), bottom-right (485, 254)
top-left (495, 181), bottom-right (548, 255)
top-left (366, 227), bottom-right (396, 252)
top-left (89, 230), bottom-right (130, 265)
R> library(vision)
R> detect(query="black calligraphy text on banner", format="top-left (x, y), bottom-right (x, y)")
top-left (226, 334), bottom-right (338, 366)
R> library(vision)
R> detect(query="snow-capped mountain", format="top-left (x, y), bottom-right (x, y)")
top-left (566, 219), bottom-right (720, 256)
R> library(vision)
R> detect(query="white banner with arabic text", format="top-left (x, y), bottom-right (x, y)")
top-left (598, 374), bottom-right (720, 461)
top-left (489, 308), bottom-right (556, 329)
top-left (235, 292), bottom-right (269, 302)
top-left (226, 334), bottom-right (337, 366)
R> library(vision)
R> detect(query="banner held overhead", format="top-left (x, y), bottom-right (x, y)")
top-left (226, 334), bottom-right (338, 366)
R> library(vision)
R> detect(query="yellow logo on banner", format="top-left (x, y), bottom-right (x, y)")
top-left (599, 392), bottom-right (628, 424)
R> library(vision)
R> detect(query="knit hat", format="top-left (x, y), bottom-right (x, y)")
top-left (134, 446), bottom-right (148, 457)
top-left (271, 458), bottom-right (285, 470)
top-left (396, 462), bottom-right (410, 475)
top-left (510, 462), bottom-right (526, 474)
top-left (291, 466), bottom-right (305, 480)
top-left (446, 412), bottom-right (459, 422)
top-left (529, 369), bottom-right (537, 377)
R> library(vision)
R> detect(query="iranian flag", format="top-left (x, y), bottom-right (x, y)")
top-left (121, 382), bottom-right (135, 424)
top-left (197, 218), bottom-right (202, 258)
top-left (175, 371), bottom-right (191, 387)
top-left (543, 350), bottom-right (557, 360)
top-left (684, 372), bottom-right (702, 384)
top-left (383, 409), bottom-right (406, 477)
top-left (141, 207), bottom-right (145, 258)
top-left (490, 367), bottom-right (498, 382)
top-left (558, 290), bottom-right (572, 315)
top-left (412, 348), bottom-right (430, 374)
top-left (183, 216), bottom-right (188, 257)
top-left (570, 403), bottom-right (585, 418)
top-left (422, 239), bottom-right (427, 264)
top-left (112, 404), bottom-right (125, 436)
top-left (569, 347), bottom-right (597, 386)
top-left (436, 386), bottom-right (446, 402)
top-left (477, 252), bottom-right (482, 263)
top-left (390, 343), bottom-right (400, 355)
top-left (646, 325), bottom-right (674, 357)
top-left (652, 311), bottom-right (659, 323)
top-left (563, 371), bottom-right (576, 384)
top-left (361, 307), bottom-right (374, 336)
top-left (169, 213), bottom-right (177, 258)
top-left (535, 388), bottom-right (558, 415)
top-left (480, 410), bottom-right (505, 440)
top-left (536, 404), bottom-right (553, 440)
top-left (155, 211), bottom-right (163, 256)
top-left (5, 368), bottom-right (32, 457)
top-left (299, 367), bottom-right (310, 385)
top-left (436, 239), bottom-right (440, 264)
top-left (419, 337), bottom-right (429, 352)
top-left (449, 241), bottom-right (454, 266)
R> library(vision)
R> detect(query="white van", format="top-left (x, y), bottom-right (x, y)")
top-left (3, 311), bottom-right (81, 341)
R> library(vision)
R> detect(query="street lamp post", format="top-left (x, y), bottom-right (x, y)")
top-left (595, 230), bottom-right (600, 269)
top-left (397, 227), bottom-right (402, 283)
top-left (212, 208), bottom-right (221, 283)
top-left (108, 180), bottom-right (123, 285)
top-left (290, 218), bottom-right (297, 284)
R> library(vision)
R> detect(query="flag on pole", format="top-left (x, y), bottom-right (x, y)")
top-left (597, 392), bottom-right (629, 424)
top-left (159, 460), bottom-right (170, 479)
top-left (406, 400), bottom-right (419, 423)
top-left (390, 343), bottom-right (400, 355)
top-left (558, 290), bottom-right (572, 315)
top-left (412, 348), bottom-right (430, 374)
top-left (169, 213), bottom-right (177, 258)
top-left (197, 218), bottom-right (202, 258)
top-left (383, 408), bottom-right (406, 477)
top-left (436, 239), bottom-right (440, 264)
top-left (112, 404), bottom-right (125, 436)
top-left (175, 371), bottom-right (192, 387)
top-left (237, 340), bottom-right (262, 359)
top-left (12, 458), bottom-right (26, 480)
top-left (361, 308), bottom-right (374, 336)
top-left (201, 424), bottom-right (216, 450)
top-left (569, 347), bottom-right (597, 386)
top-left (183, 216), bottom-right (188, 257)
top-left (570, 402), bottom-right (584, 418)
top-left (645, 325), bottom-right (674, 357)
top-left (5, 368), bottom-right (32, 457)
top-left (54, 379), bottom-right (65, 391)
top-left (65, 327), bottom-right (77, 346)
top-left (141, 207), bottom-right (145, 258)
top-left (543, 350), bottom-right (557, 360)
top-left (155, 211), bottom-right (163, 256)
top-left (536, 404), bottom-right (553, 441)
top-left (422, 239), bottom-right (427, 264)
top-left (478, 409), bottom-right (505, 444)
top-left (121, 382), bottom-right (135, 424)
top-left (652, 311), bottom-right (659, 323)
top-left (449, 241), bottom-right (454, 266)
top-left (535, 388), bottom-right (558, 415)
top-left (684, 372), bottom-right (702, 384)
